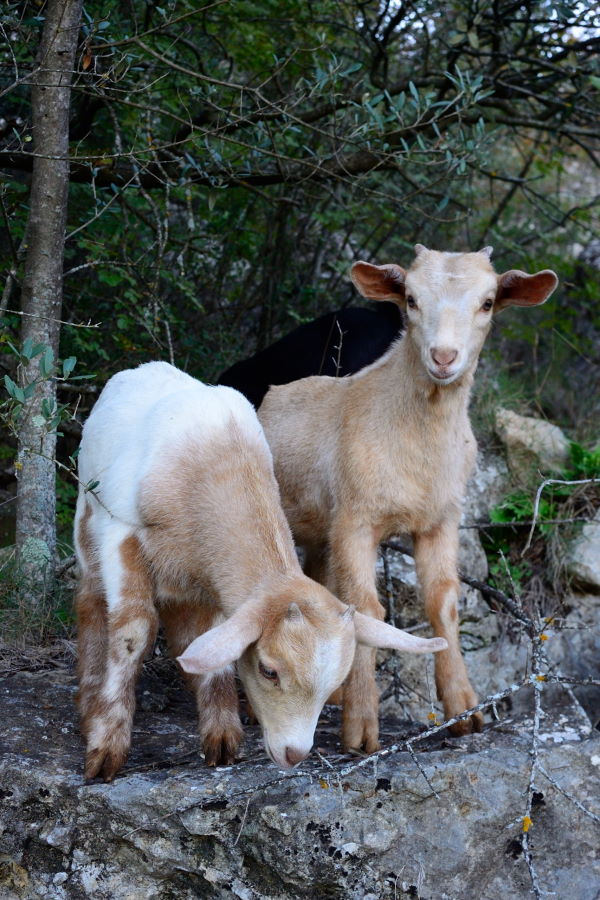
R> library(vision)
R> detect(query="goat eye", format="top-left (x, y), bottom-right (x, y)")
top-left (406, 295), bottom-right (417, 310)
top-left (259, 661), bottom-right (278, 681)
top-left (481, 299), bottom-right (494, 312)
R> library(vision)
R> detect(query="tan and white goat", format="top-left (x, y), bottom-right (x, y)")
top-left (258, 246), bottom-right (558, 751)
top-left (74, 361), bottom-right (445, 782)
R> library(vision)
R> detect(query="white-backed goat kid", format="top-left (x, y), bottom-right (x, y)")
top-left (74, 361), bottom-right (446, 782)
top-left (258, 246), bottom-right (558, 752)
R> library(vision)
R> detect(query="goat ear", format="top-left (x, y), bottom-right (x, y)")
top-left (495, 269), bottom-right (558, 311)
top-left (354, 611), bottom-right (447, 654)
top-left (177, 605), bottom-right (262, 674)
top-left (350, 261), bottom-right (406, 302)
top-left (478, 246), bottom-right (493, 259)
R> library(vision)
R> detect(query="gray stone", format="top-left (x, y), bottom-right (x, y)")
top-left (464, 450), bottom-right (511, 523)
top-left (565, 510), bottom-right (600, 592)
top-left (494, 408), bottom-right (570, 482)
top-left (2, 670), bottom-right (599, 900)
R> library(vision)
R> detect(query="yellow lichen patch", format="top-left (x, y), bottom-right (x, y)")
top-left (522, 815), bottom-right (533, 833)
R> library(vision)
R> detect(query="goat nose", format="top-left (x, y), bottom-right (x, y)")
top-left (431, 347), bottom-right (458, 367)
top-left (285, 746), bottom-right (309, 766)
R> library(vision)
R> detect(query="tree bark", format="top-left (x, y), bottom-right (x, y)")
top-left (15, 0), bottom-right (82, 583)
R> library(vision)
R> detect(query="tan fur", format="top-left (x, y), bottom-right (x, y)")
top-left (160, 602), bottom-right (242, 766)
top-left (82, 534), bottom-right (158, 781)
top-left (75, 501), bottom-right (107, 735)
top-left (139, 427), bottom-right (300, 607)
top-left (259, 247), bottom-right (557, 745)
top-left (77, 419), bottom-right (358, 779)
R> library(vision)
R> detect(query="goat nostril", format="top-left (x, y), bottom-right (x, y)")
top-left (285, 746), bottom-right (308, 766)
top-left (431, 347), bottom-right (458, 367)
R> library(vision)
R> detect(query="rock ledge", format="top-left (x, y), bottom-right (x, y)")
top-left (1, 670), bottom-right (599, 900)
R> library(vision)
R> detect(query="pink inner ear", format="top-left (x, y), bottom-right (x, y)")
top-left (496, 269), bottom-right (558, 308)
top-left (350, 261), bottom-right (406, 301)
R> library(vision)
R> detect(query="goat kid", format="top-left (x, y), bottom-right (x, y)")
top-left (74, 361), bottom-right (445, 782)
top-left (258, 245), bottom-right (558, 752)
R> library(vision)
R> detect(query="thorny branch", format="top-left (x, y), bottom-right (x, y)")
top-left (523, 478), bottom-right (599, 555)
top-left (382, 538), bottom-right (536, 632)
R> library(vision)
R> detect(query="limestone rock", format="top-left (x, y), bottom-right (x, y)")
top-left (546, 594), bottom-right (600, 720)
top-left (565, 510), bottom-right (600, 592)
top-left (494, 408), bottom-right (570, 482)
top-left (464, 450), bottom-right (511, 522)
top-left (1, 670), bottom-right (599, 900)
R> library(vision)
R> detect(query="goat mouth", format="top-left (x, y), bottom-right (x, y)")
top-left (264, 738), bottom-right (292, 770)
top-left (427, 367), bottom-right (457, 383)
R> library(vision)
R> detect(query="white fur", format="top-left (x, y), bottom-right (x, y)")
top-left (79, 361), bottom-right (268, 528)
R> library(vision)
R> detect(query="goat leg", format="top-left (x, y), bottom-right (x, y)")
top-left (83, 535), bottom-right (158, 782)
top-left (413, 522), bottom-right (483, 735)
top-left (84, 600), bottom-right (158, 782)
top-left (162, 601), bottom-right (243, 766)
top-left (329, 521), bottom-right (383, 753)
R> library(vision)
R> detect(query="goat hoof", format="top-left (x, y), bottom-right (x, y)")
top-left (448, 710), bottom-right (484, 737)
top-left (84, 745), bottom-right (128, 783)
top-left (203, 728), bottom-right (242, 767)
top-left (342, 717), bottom-right (380, 755)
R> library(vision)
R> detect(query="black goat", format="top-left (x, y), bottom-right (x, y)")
top-left (218, 303), bottom-right (403, 408)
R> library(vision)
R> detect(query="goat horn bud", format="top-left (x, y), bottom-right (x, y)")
top-left (286, 602), bottom-right (303, 622)
top-left (478, 245), bottom-right (494, 258)
top-left (414, 243), bottom-right (427, 255)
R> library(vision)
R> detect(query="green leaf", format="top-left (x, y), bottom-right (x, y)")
top-left (4, 375), bottom-right (18, 399)
top-left (98, 269), bottom-right (122, 287)
top-left (41, 398), bottom-right (55, 418)
top-left (467, 30), bottom-right (479, 49)
top-left (62, 356), bottom-right (77, 379)
top-left (22, 337), bottom-right (35, 360)
top-left (39, 346), bottom-right (55, 378)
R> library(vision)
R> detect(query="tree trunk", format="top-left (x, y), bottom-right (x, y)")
top-left (15, 0), bottom-right (82, 585)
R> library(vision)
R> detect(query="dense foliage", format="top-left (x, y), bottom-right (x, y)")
top-left (0, 0), bottom-right (599, 561)
top-left (2, 0), bottom-right (598, 377)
